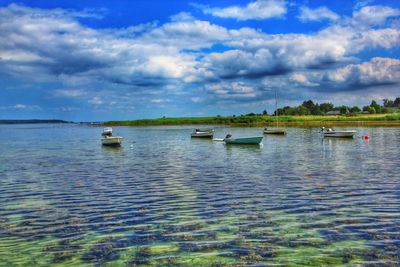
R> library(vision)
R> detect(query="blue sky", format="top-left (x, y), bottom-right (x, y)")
top-left (0, 0), bottom-right (399, 121)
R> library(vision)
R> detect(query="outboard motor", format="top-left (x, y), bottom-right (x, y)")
top-left (225, 134), bottom-right (232, 139)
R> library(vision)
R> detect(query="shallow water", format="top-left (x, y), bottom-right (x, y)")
top-left (0, 124), bottom-right (399, 266)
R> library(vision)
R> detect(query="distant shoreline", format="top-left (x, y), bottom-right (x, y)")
top-left (104, 114), bottom-right (400, 127)
top-left (0, 119), bottom-right (70, 124)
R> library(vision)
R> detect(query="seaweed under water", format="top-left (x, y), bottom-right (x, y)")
top-left (0, 125), bottom-right (400, 266)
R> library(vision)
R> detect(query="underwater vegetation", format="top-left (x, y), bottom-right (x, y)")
top-left (2, 195), bottom-right (400, 266)
top-left (44, 238), bottom-right (82, 263)
top-left (1, 125), bottom-right (400, 266)
top-left (81, 237), bottom-right (121, 263)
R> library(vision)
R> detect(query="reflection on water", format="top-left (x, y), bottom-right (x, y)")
top-left (101, 145), bottom-right (124, 153)
top-left (0, 124), bottom-right (399, 266)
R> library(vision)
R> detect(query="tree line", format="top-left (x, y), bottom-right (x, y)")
top-left (265, 97), bottom-right (400, 116)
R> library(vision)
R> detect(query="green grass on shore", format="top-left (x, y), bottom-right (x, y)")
top-left (105, 113), bottom-right (400, 127)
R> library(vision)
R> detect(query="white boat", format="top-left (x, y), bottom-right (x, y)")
top-left (102, 136), bottom-right (123, 146)
top-left (101, 127), bottom-right (123, 146)
top-left (191, 128), bottom-right (214, 138)
top-left (321, 127), bottom-right (356, 138)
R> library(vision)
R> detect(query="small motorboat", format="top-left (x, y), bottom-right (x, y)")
top-left (223, 134), bottom-right (263, 145)
top-left (321, 127), bottom-right (356, 138)
top-left (263, 127), bottom-right (286, 135)
top-left (101, 127), bottom-right (123, 146)
top-left (191, 128), bottom-right (214, 138)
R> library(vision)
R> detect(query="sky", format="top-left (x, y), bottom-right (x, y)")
top-left (0, 0), bottom-right (399, 121)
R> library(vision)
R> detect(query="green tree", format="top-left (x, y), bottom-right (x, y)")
top-left (302, 100), bottom-right (315, 112)
top-left (370, 100), bottom-right (382, 113)
top-left (297, 105), bottom-right (310, 115)
top-left (320, 102), bottom-right (334, 113)
top-left (394, 97), bottom-right (400, 108)
top-left (383, 99), bottom-right (394, 107)
top-left (367, 106), bottom-right (376, 114)
top-left (336, 105), bottom-right (349, 114)
top-left (349, 106), bottom-right (361, 113)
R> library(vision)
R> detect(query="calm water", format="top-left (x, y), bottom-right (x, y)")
top-left (0, 124), bottom-right (399, 266)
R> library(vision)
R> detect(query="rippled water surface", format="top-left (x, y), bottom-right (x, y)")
top-left (0, 124), bottom-right (399, 266)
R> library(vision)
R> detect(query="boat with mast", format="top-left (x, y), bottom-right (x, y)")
top-left (264, 88), bottom-right (286, 135)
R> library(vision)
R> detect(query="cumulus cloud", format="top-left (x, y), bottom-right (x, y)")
top-left (196, 0), bottom-right (287, 20)
top-left (0, 4), bottom-right (203, 87)
top-left (203, 49), bottom-right (290, 79)
top-left (205, 81), bottom-right (258, 99)
top-left (142, 19), bottom-right (229, 49)
top-left (271, 57), bottom-right (400, 93)
top-left (202, 13), bottom-right (400, 80)
top-left (298, 6), bottom-right (339, 22)
top-left (352, 5), bottom-right (400, 27)
top-left (0, 3), bottom-right (399, 117)
top-left (1, 3), bottom-right (398, 88)
top-left (323, 57), bottom-right (400, 89)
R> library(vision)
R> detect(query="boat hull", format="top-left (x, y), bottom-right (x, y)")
top-left (264, 129), bottom-right (286, 135)
top-left (101, 136), bottom-right (123, 146)
top-left (224, 136), bottom-right (263, 144)
top-left (191, 132), bottom-right (213, 138)
top-left (323, 131), bottom-right (356, 138)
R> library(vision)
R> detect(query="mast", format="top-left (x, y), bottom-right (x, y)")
top-left (275, 88), bottom-right (278, 128)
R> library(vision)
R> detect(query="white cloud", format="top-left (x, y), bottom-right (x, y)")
top-left (53, 89), bottom-right (86, 97)
top-left (2, 3), bottom-right (398, 89)
top-left (170, 12), bottom-right (195, 22)
top-left (151, 99), bottom-right (171, 103)
top-left (198, 0), bottom-right (287, 20)
top-left (264, 57), bottom-right (400, 94)
top-left (59, 106), bottom-right (80, 112)
top-left (143, 19), bottom-right (229, 49)
top-left (12, 104), bottom-right (41, 110)
top-left (190, 97), bottom-right (204, 103)
top-left (14, 104), bottom-right (26, 109)
top-left (88, 97), bottom-right (103, 105)
top-left (0, 3), bottom-right (399, 113)
top-left (205, 81), bottom-right (258, 98)
top-left (352, 5), bottom-right (400, 27)
top-left (325, 57), bottom-right (400, 86)
top-left (298, 6), bottom-right (339, 22)
top-left (203, 12), bottom-right (400, 80)
top-left (354, 0), bottom-right (375, 10)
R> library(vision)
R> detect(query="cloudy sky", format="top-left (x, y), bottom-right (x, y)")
top-left (0, 0), bottom-right (399, 121)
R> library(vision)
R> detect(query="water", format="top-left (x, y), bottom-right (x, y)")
top-left (0, 124), bottom-right (399, 266)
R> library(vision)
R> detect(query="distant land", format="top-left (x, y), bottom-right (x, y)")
top-left (104, 113), bottom-right (400, 127)
top-left (0, 119), bottom-right (70, 124)
top-left (105, 98), bottom-right (400, 126)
